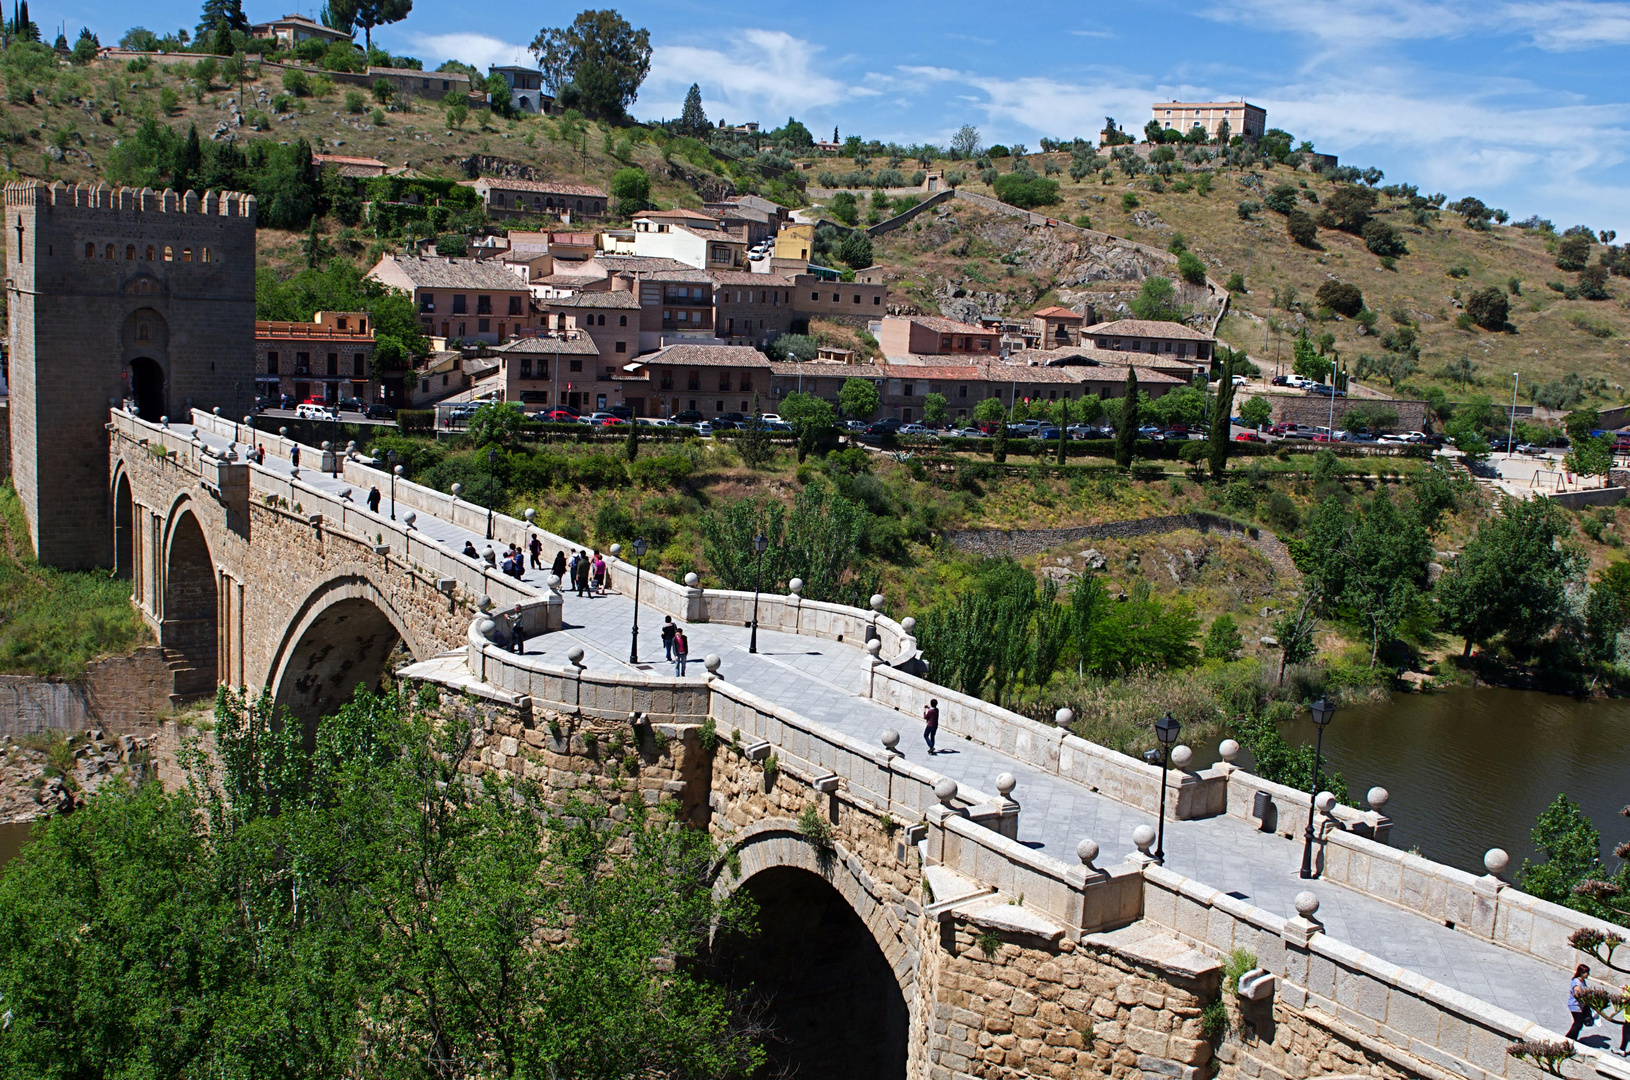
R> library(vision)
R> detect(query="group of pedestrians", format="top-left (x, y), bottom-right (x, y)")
top-left (1566, 964), bottom-right (1630, 1054)
top-left (565, 550), bottom-right (608, 597)
top-left (660, 616), bottom-right (690, 675)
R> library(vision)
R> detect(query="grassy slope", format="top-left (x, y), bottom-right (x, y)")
top-left (838, 155), bottom-right (1629, 406)
top-left (0, 482), bottom-right (147, 677)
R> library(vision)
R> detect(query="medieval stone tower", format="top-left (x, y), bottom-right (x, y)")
top-left (4, 182), bottom-right (256, 569)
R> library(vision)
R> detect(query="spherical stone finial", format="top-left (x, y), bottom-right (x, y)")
top-left (1077, 839), bottom-right (1100, 866)
top-left (279, 427), bottom-right (289, 437)
top-left (881, 728), bottom-right (900, 751)
top-left (934, 777), bottom-right (959, 805)
top-left (1132, 824), bottom-right (1157, 853)
top-left (451, 482), bottom-right (463, 497)
top-left (788, 577), bottom-right (804, 595)
top-left (609, 543), bottom-right (622, 557)
top-left (1294, 891), bottom-right (1320, 918)
top-left (1219, 738), bottom-right (1241, 763)
top-left (996, 772), bottom-right (1017, 798)
top-left (567, 645), bottom-right (585, 666)
top-left (347, 441), bottom-right (357, 453)
top-left (322, 441), bottom-right (331, 451)
top-left (1170, 745), bottom-right (1194, 770)
top-left (1314, 791), bottom-right (1337, 814)
top-left (213, 406), bottom-right (221, 416)
top-left (1366, 786), bottom-right (1390, 810)
top-left (547, 574), bottom-right (562, 590)
top-left (684, 572), bottom-right (700, 588)
top-left (393, 464), bottom-right (404, 476)
top-left (403, 512), bottom-right (416, 528)
top-left (242, 416), bottom-right (252, 425)
top-left (524, 508), bottom-right (536, 523)
top-left (477, 595), bottom-right (494, 612)
top-left (1056, 707), bottom-right (1075, 726)
top-left (1485, 848), bottom-right (1511, 877)
top-left (901, 616), bottom-right (917, 634)
top-left (865, 638), bottom-right (882, 657)
top-left (703, 654), bottom-right (721, 673)
top-left (160, 415), bottom-right (169, 426)
top-left (869, 593), bottom-right (885, 612)
top-left (475, 616), bottom-right (497, 640)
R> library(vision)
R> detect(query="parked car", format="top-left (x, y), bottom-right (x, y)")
top-left (364, 403), bottom-right (396, 420)
top-left (709, 419), bottom-right (739, 431)
top-left (1377, 433), bottom-right (1409, 445)
top-left (540, 409), bottom-right (581, 423)
top-left (899, 423), bottom-right (938, 438)
top-left (715, 412), bottom-right (748, 424)
top-left (952, 427), bottom-right (985, 439)
top-left (335, 397), bottom-right (367, 414)
top-left (1516, 442), bottom-right (1549, 456)
top-left (1234, 431), bottom-right (1266, 442)
top-left (295, 402), bottom-right (335, 420)
top-left (1031, 426), bottom-right (1062, 440)
top-left (863, 419), bottom-right (902, 436)
top-left (1230, 375), bottom-right (1250, 387)
top-left (673, 410), bottom-right (704, 425)
top-left (1066, 424), bottom-right (1108, 440)
top-left (585, 412), bottom-right (620, 424)
top-left (1271, 375), bottom-right (1290, 387)
top-left (758, 413), bottom-right (784, 424)
top-left (694, 421), bottom-right (715, 437)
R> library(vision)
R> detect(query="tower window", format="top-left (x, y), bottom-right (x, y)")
top-left (85, 242), bottom-right (94, 258)
top-left (146, 245), bottom-right (155, 261)
top-left (163, 246), bottom-right (173, 262)
top-left (182, 248), bottom-right (192, 263)
top-left (201, 248), bottom-right (210, 263)
top-left (126, 244), bottom-right (135, 260)
top-left (105, 244), bottom-right (114, 258)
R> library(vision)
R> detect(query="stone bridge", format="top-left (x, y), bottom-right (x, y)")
top-left (120, 408), bottom-right (1630, 1080)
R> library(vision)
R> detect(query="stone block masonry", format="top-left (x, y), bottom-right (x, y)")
top-left (6, 181), bottom-right (256, 568)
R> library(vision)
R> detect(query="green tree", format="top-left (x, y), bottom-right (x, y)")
top-left (1555, 233), bottom-right (1591, 272)
top-left (784, 483), bottom-right (865, 602)
top-left (838, 376), bottom-right (879, 421)
top-left (1437, 496), bottom-right (1586, 656)
top-left (1518, 795), bottom-right (1606, 908)
top-left (467, 401), bottom-right (525, 445)
top-left (923, 392), bottom-right (948, 425)
top-left (1208, 372), bottom-right (1236, 479)
top-left (836, 231), bottom-right (873, 270)
top-left (676, 81), bottom-right (708, 137)
top-left (1318, 185), bottom-right (1377, 233)
top-left (1286, 208), bottom-right (1319, 247)
top-left (1291, 332), bottom-right (1331, 382)
top-left (1176, 250), bottom-right (1207, 286)
top-left (1129, 276), bottom-right (1187, 322)
top-left (1204, 614), bottom-right (1243, 661)
top-left (991, 173), bottom-right (1060, 209)
top-left (196, 0), bottom-right (248, 37)
top-left (1315, 280), bottom-right (1364, 317)
top-left (1114, 367), bottom-right (1138, 468)
top-left (1362, 219), bottom-right (1407, 257)
top-left (1465, 286), bottom-right (1508, 330)
top-left (608, 166), bottom-right (650, 213)
top-left (1566, 433), bottom-right (1614, 482)
top-left (781, 391), bottom-right (834, 461)
top-left (530, 9), bottom-right (653, 120)
top-left (1341, 487), bottom-right (1433, 665)
top-left (1239, 395), bottom-right (1272, 430)
top-left (323, 0), bottom-right (410, 51)
top-left (825, 191), bottom-right (858, 226)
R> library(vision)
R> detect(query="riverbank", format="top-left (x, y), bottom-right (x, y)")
top-left (0, 728), bottom-right (153, 826)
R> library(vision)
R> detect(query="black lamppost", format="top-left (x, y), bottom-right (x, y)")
top-left (1153, 712), bottom-right (1180, 865)
top-left (485, 447), bottom-right (498, 540)
top-left (629, 537), bottom-right (647, 663)
top-left (1299, 697), bottom-right (1335, 879)
top-left (388, 450), bottom-right (399, 520)
top-left (748, 532), bottom-right (768, 653)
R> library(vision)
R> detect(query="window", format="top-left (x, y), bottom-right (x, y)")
top-left (295, 351), bottom-right (311, 375)
top-left (84, 242), bottom-right (93, 258)
top-left (719, 373), bottom-right (730, 391)
top-left (978, 339), bottom-right (991, 351)
top-left (420, 294), bottom-right (436, 312)
top-left (202, 248), bottom-right (210, 263)
top-left (811, 291), bottom-right (819, 300)
top-left (615, 342), bottom-right (626, 353)
top-left (569, 359), bottom-right (583, 372)
top-left (520, 358), bottom-right (532, 378)
top-left (476, 295), bottom-right (491, 315)
top-left (327, 353), bottom-right (338, 377)
top-left (145, 245), bottom-right (155, 261)
top-left (457, 322), bottom-right (466, 337)
top-left (940, 336), bottom-right (951, 350)
top-left (267, 351), bottom-right (279, 374)
top-left (597, 314), bottom-right (606, 326)
top-left (903, 383), bottom-right (914, 397)
top-left (104, 243), bottom-right (114, 259)
top-left (163, 246), bottom-right (174, 262)
top-left (508, 296), bottom-right (523, 315)
top-left (353, 356), bottom-right (364, 377)
top-left (618, 315), bottom-right (627, 326)
top-left (452, 295), bottom-right (467, 314)
top-left (182, 248), bottom-right (192, 262)
top-left (687, 371), bottom-right (700, 391)
top-left (958, 385), bottom-right (967, 398)
top-left (831, 293), bottom-right (839, 302)
top-left (478, 319), bottom-right (490, 333)
top-left (874, 295), bottom-right (881, 305)
top-left (853, 294), bottom-right (861, 304)
top-left (125, 244), bottom-right (135, 260)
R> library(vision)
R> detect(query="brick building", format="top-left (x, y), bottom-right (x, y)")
top-left (791, 274), bottom-right (888, 328)
top-left (489, 335), bottom-right (610, 413)
top-left (1152, 100), bottom-right (1266, 142)
top-left (879, 315), bottom-right (1000, 360)
top-left (255, 311), bottom-right (375, 405)
top-left (542, 287), bottom-right (640, 361)
top-left (5, 182), bottom-right (257, 568)
top-left (711, 271), bottom-right (794, 346)
top-left (633, 344), bottom-right (772, 419)
top-left (368, 65), bottom-right (471, 103)
top-left (1084, 319), bottom-right (1215, 362)
top-left (1030, 305), bottom-right (1086, 347)
top-left (368, 255), bottom-right (534, 344)
top-left (460, 178), bottom-right (608, 221)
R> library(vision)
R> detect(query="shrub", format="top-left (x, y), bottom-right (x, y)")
top-left (1121, 192), bottom-right (1139, 211)
top-left (1226, 271), bottom-right (1246, 293)
top-left (344, 89), bottom-right (365, 114)
top-left (992, 174), bottom-right (1060, 209)
top-left (1237, 199), bottom-right (1261, 220)
top-left (1315, 281), bottom-right (1364, 317)
top-left (282, 68), bottom-right (310, 96)
top-left (1286, 209), bottom-right (1318, 248)
top-left (1361, 219), bottom-right (1407, 257)
top-left (1263, 182), bottom-right (1298, 214)
top-left (1556, 233), bottom-right (1591, 272)
top-left (1177, 250), bottom-right (1207, 286)
top-left (626, 452), bottom-right (694, 488)
top-left (1466, 286), bottom-right (1509, 330)
top-left (1446, 265), bottom-right (1470, 279)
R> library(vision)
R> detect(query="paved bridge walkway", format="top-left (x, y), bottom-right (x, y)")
top-left (185, 419), bottom-right (1575, 1041)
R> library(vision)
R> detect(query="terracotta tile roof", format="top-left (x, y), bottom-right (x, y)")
top-left (640, 344), bottom-right (773, 367)
top-left (709, 271), bottom-right (793, 286)
top-left (369, 65), bottom-right (467, 81)
top-left (378, 256), bottom-right (531, 291)
top-left (1031, 305), bottom-right (1085, 319)
top-left (595, 255), bottom-right (697, 273)
top-left (463, 177), bottom-right (607, 199)
top-left (536, 272), bottom-right (607, 286)
top-left (900, 315), bottom-right (999, 335)
top-left (1085, 319), bottom-right (1214, 340)
top-left (313, 153), bottom-right (387, 168)
top-left (496, 336), bottom-right (600, 355)
top-left (635, 207), bottom-right (720, 221)
top-left (547, 290), bottom-right (640, 310)
top-left (768, 360), bottom-right (867, 376)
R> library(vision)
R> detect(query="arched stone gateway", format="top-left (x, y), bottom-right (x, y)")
top-left (162, 504), bottom-right (217, 696)
top-left (711, 824), bottom-right (914, 1080)
top-left (268, 577), bottom-right (429, 735)
top-left (112, 470), bottom-right (133, 580)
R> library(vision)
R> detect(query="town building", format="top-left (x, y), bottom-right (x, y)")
top-left (368, 65), bottom-right (471, 103)
top-left (634, 344), bottom-right (772, 419)
top-left (488, 335), bottom-right (609, 413)
top-left (792, 275), bottom-right (888, 329)
top-left (1151, 100), bottom-right (1266, 142)
top-left (368, 255), bottom-right (534, 344)
top-left (487, 65), bottom-right (552, 114)
top-left (773, 222), bottom-right (814, 264)
top-left (1083, 319), bottom-right (1215, 362)
top-left (407, 350), bottom-right (469, 407)
top-left (312, 153), bottom-right (389, 178)
top-left (1029, 305), bottom-right (1086, 348)
top-left (879, 315), bottom-right (1000, 361)
top-left (711, 271), bottom-right (795, 346)
top-left (542, 288), bottom-right (640, 361)
top-left (459, 178), bottom-right (608, 222)
top-left (255, 310), bottom-right (375, 406)
top-left (250, 13), bottom-right (354, 47)
top-left (629, 208), bottom-right (747, 271)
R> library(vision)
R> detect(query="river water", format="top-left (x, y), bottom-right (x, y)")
top-left (1271, 687), bottom-right (1630, 876)
top-left (0, 821), bottom-right (34, 870)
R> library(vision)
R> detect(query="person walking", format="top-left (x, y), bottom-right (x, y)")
top-left (551, 549), bottom-right (567, 581)
top-left (672, 628), bottom-right (689, 675)
top-left (529, 534), bottom-right (543, 571)
top-left (591, 550), bottom-right (607, 595)
top-left (290, 445), bottom-right (300, 469)
top-left (574, 551), bottom-right (590, 597)
top-left (923, 698), bottom-right (940, 755)
top-left (1567, 965), bottom-right (1593, 1041)
top-left (505, 604), bottom-right (527, 653)
top-left (661, 616), bottom-right (677, 661)
top-left (367, 486), bottom-right (381, 513)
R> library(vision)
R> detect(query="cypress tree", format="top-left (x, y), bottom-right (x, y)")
top-left (1208, 368), bottom-right (1236, 480)
top-left (992, 417), bottom-right (1008, 463)
top-left (1114, 366), bottom-right (1138, 468)
top-left (174, 125), bottom-right (202, 196)
top-left (1056, 398), bottom-right (1069, 465)
top-left (678, 83), bottom-right (707, 138)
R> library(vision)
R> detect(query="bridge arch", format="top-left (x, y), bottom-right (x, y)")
top-left (267, 575), bottom-right (431, 734)
top-left (111, 465), bottom-right (133, 580)
top-left (162, 499), bottom-right (217, 696)
top-left (712, 821), bottom-right (913, 1079)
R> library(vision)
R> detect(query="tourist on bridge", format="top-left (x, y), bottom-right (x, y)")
top-left (591, 550), bottom-right (607, 595)
top-left (661, 616), bottom-right (677, 661)
top-left (1567, 965), bottom-right (1593, 1041)
top-left (923, 698), bottom-right (940, 755)
top-left (672, 628), bottom-right (689, 675)
top-left (529, 534), bottom-right (543, 570)
top-left (367, 486), bottom-right (381, 513)
top-left (572, 551), bottom-right (590, 597)
top-left (551, 549), bottom-right (567, 581)
top-left (463, 540), bottom-right (479, 559)
top-left (505, 605), bottom-right (527, 654)
top-left (290, 445), bottom-right (300, 469)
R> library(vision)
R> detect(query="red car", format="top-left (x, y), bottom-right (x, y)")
top-left (1234, 431), bottom-right (1266, 442)
top-left (595, 416), bottom-right (627, 427)
top-left (540, 409), bottom-right (580, 422)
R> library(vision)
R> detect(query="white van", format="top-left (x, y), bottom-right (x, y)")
top-left (296, 402), bottom-right (335, 420)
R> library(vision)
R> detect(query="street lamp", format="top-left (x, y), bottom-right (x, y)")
top-left (1507, 371), bottom-right (1520, 460)
top-left (748, 532), bottom-right (769, 653)
top-left (388, 450), bottom-right (399, 520)
top-left (1153, 712), bottom-right (1180, 865)
top-left (1299, 696), bottom-right (1336, 879)
top-left (629, 537), bottom-right (647, 663)
top-left (485, 447), bottom-right (498, 540)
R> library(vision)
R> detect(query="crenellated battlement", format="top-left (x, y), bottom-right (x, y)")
top-left (3, 180), bottom-right (256, 220)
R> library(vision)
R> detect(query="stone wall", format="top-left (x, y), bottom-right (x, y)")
top-left (0, 647), bottom-right (176, 737)
top-left (1269, 396), bottom-right (1433, 433)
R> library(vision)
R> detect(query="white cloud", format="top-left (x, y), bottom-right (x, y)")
top-left (405, 32), bottom-right (532, 71)
top-left (641, 29), bottom-right (849, 123)
top-left (1200, 0), bottom-right (1630, 50)
top-left (1502, 1), bottom-right (1630, 47)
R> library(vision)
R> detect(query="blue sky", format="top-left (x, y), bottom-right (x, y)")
top-left (56, 0), bottom-right (1630, 232)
